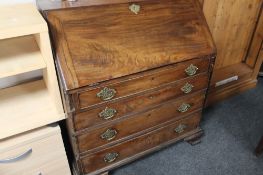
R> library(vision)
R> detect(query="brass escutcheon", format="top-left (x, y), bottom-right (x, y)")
top-left (178, 103), bottom-right (191, 113)
top-left (97, 87), bottom-right (116, 101)
top-left (174, 124), bottom-right (187, 134)
top-left (129, 4), bottom-right (140, 14)
top-left (181, 83), bottom-right (194, 94)
top-left (99, 107), bottom-right (117, 120)
top-left (185, 64), bottom-right (199, 76)
top-left (104, 152), bottom-right (119, 163)
top-left (100, 128), bottom-right (118, 141)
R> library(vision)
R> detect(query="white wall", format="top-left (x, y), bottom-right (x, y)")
top-left (0, 0), bottom-right (35, 6)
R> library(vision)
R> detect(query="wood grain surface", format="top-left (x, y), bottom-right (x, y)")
top-left (76, 91), bottom-right (205, 154)
top-left (77, 58), bottom-right (209, 109)
top-left (37, 1), bottom-right (215, 174)
top-left (73, 74), bottom-right (208, 132)
top-left (203, 0), bottom-right (261, 69)
top-left (202, 0), bottom-right (263, 105)
top-left (79, 112), bottom-right (201, 174)
top-left (40, 0), bottom-right (215, 90)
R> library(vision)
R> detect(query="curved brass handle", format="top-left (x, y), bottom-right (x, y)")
top-left (129, 4), bottom-right (140, 14)
top-left (97, 87), bottom-right (116, 101)
top-left (104, 152), bottom-right (119, 163)
top-left (99, 107), bottom-right (117, 120)
top-left (174, 124), bottom-right (187, 134)
top-left (185, 64), bottom-right (198, 76)
top-left (0, 148), bottom-right (32, 164)
top-left (181, 83), bottom-right (194, 94)
top-left (178, 103), bottom-right (191, 113)
top-left (101, 128), bottom-right (118, 141)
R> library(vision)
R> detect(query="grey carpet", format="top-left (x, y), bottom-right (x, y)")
top-left (112, 77), bottom-right (263, 175)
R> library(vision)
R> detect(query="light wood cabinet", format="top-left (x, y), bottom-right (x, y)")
top-left (0, 125), bottom-right (71, 175)
top-left (0, 4), bottom-right (65, 139)
top-left (0, 5), bottom-right (71, 175)
top-left (200, 0), bottom-right (263, 105)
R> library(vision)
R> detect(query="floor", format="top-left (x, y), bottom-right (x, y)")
top-left (112, 77), bottom-right (263, 175)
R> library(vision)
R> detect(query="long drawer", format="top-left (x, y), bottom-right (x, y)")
top-left (75, 91), bottom-right (205, 154)
top-left (0, 126), bottom-right (71, 175)
top-left (73, 73), bottom-right (208, 131)
top-left (76, 58), bottom-right (210, 109)
top-left (78, 112), bottom-right (201, 174)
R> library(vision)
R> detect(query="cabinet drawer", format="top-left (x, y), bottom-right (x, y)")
top-left (76, 91), bottom-right (205, 154)
top-left (74, 73), bottom-right (208, 131)
top-left (79, 112), bottom-right (201, 174)
top-left (77, 58), bottom-right (209, 109)
top-left (0, 126), bottom-right (71, 175)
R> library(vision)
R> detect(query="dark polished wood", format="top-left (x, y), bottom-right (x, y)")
top-left (76, 92), bottom-right (205, 154)
top-left (80, 113), bottom-right (201, 174)
top-left (37, 0), bottom-right (216, 174)
top-left (184, 128), bottom-right (204, 145)
top-left (72, 74), bottom-right (208, 132)
top-left (76, 58), bottom-right (210, 109)
top-left (38, 0), bottom-right (215, 90)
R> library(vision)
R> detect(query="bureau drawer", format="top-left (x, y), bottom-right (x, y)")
top-left (0, 126), bottom-right (71, 175)
top-left (77, 58), bottom-right (210, 109)
top-left (76, 91), bottom-right (205, 154)
top-left (73, 73), bottom-right (208, 131)
top-left (79, 112), bottom-right (201, 174)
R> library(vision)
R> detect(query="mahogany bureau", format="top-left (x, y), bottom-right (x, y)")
top-left (37, 0), bottom-right (216, 174)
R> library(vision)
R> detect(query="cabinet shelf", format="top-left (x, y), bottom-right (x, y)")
top-left (0, 4), bottom-right (47, 40)
top-left (0, 4), bottom-right (65, 140)
top-left (0, 35), bottom-right (46, 79)
top-left (0, 80), bottom-right (64, 139)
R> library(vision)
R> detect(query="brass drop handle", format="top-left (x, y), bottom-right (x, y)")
top-left (185, 64), bottom-right (199, 76)
top-left (177, 103), bottom-right (191, 113)
top-left (97, 87), bottom-right (116, 101)
top-left (104, 152), bottom-right (119, 163)
top-left (181, 83), bottom-right (194, 94)
top-left (174, 124), bottom-right (187, 134)
top-left (129, 4), bottom-right (140, 14)
top-left (101, 128), bottom-right (118, 141)
top-left (99, 107), bottom-right (117, 120)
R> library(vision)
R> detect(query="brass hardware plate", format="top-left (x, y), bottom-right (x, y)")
top-left (97, 87), bottom-right (116, 101)
top-left (99, 107), bottom-right (117, 120)
top-left (104, 152), bottom-right (119, 163)
top-left (178, 103), bottom-right (191, 113)
top-left (185, 64), bottom-right (198, 76)
top-left (174, 124), bottom-right (187, 134)
top-left (101, 128), bottom-right (118, 141)
top-left (181, 83), bottom-right (194, 94)
top-left (129, 4), bottom-right (140, 14)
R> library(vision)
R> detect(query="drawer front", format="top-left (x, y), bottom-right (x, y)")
top-left (79, 112), bottom-right (201, 174)
top-left (0, 133), bottom-right (71, 175)
top-left (77, 58), bottom-right (209, 109)
top-left (74, 73), bottom-right (209, 131)
top-left (77, 91), bottom-right (205, 153)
